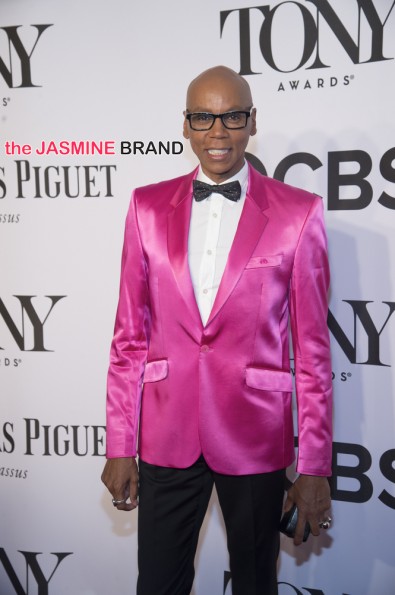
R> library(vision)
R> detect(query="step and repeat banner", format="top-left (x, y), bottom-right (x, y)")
top-left (1, 1), bottom-right (394, 594)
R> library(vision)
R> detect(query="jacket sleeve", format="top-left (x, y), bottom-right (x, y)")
top-left (289, 196), bottom-right (333, 476)
top-left (105, 190), bottom-right (151, 458)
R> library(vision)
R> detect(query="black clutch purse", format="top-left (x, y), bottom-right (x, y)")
top-left (279, 504), bottom-right (311, 542)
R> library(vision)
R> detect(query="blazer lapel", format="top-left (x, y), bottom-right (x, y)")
top-left (167, 168), bottom-right (203, 326)
top-left (206, 165), bottom-right (269, 326)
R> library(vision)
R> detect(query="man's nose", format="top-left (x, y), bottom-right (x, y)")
top-left (209, 116), bottom-right (228, 136)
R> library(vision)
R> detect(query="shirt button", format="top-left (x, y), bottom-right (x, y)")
top-left (207, 249), bottom-right (212, 255)
top-left (201, 345), bottom-right (210, 353)
top-left (213, 213), bottom-right (218, 218)
top-left (203, 289), bottom-right (208, 295)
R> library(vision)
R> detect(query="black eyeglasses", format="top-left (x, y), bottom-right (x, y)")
top-left (186, 110), bottom-right (252, 131)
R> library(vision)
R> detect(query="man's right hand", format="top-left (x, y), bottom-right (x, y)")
top-left (101, 457), bottom-right (139, 511)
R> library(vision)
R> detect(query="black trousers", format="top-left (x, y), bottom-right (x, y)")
top-left (137, 456), bottom-right (285, 595)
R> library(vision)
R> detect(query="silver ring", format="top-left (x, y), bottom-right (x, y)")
top-left (112, 497), bottom-right (127, 507)
top-left (319, 516), bottom-right (332, 529)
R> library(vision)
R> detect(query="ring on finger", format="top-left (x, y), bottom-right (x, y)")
top-left (112, 497), bottom-right (127, 507)
top-left (319, 516), bottom-right (332, 529)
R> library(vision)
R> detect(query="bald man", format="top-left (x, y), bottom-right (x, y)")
top-left (102, 66), bottom-right (333, 595)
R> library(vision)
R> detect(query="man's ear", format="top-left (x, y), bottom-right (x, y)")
top-left (183, 112), bottom-right (189, 139)
top-left (250, 107), bottom-right (257, 137)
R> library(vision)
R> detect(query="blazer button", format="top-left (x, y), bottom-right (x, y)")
top-left (201, 345), bottom-right (210, 353)
top-left (260, 258), bottom-right (268, 264)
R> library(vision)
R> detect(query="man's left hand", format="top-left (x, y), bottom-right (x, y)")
top-left (284, 474), bottom-right (331, 545)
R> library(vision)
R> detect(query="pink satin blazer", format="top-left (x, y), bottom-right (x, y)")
top-left (106, 164), bottom-right (333, 476)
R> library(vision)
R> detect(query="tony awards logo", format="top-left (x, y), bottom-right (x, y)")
top-left (220, 1), bottom-right (395, 75)
top-left (0, 25), bottom-right (53, 88)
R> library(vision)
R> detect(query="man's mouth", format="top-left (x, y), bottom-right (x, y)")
top-left (207, 149), bottom-right (229, 156)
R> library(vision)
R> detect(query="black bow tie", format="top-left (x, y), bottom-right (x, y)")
top-left (192, 179), bottom-right (241, 202)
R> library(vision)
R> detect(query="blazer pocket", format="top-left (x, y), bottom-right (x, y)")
top-left (143, 359), bottom-right (168, 383)
top-left (245, 254), bottom-right (283, 269)
top-left (246, 367), bottom-right (293, 392)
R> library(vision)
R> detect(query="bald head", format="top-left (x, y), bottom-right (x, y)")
top-left (186, 66), bottom-right (253, 110)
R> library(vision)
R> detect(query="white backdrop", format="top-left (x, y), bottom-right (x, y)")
top-left (1, 1), bottom-right (395, 594)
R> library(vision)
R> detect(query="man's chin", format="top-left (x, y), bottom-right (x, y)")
top-left (201, 162), bottom-right (242, 183)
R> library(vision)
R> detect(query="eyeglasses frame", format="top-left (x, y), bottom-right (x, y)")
top-left (185, 109), bottom-right (253, 131)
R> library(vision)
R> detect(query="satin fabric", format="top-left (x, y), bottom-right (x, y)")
top-left (106, 164), bottom-right (332, 476)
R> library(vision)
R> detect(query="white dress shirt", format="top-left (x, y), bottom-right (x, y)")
top-left (188, 162), bottom-right (249, 325)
